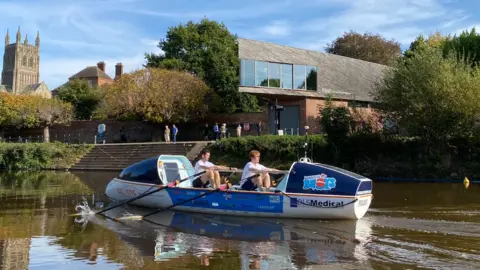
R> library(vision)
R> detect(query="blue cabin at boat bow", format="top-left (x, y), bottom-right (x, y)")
top-left (105, 155), bottom-right (373, 220)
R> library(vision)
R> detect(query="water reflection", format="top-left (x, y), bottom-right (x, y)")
top-left (75, 205), bottom-right (374, 269)
top-left (0, 171), bottom-right (478, 269)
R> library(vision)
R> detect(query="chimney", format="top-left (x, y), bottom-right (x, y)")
top-left (115, 62), bottom-right (123, 80)
top-left (97, 61), bottom-right (106, 72)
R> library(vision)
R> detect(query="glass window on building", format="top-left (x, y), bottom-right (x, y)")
top-left (255, 61), bottom-right (268, 87)
top-left (348, 101), bottom-right (370, 108)
top-left (306, 66), bottom-right (317, 90)
top-left (268, 63), bottom-right (281, 87)
top-left (240, 59), bottom-right (255, 86)
top-left (281, 64), bottom-right (293, 89)
top-left (294, 65), bottom-right (306, 89)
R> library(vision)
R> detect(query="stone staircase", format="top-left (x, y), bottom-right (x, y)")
top-left (71, 142), bottom-right (201, 171)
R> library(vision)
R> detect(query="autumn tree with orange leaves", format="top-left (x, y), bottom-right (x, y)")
top-left (0, 93), bottom-right (73, 142)
top-left (95, 68), bottom-right (210, 123)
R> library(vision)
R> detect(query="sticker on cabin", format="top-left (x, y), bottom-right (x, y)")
top-left (302, 173), bottom-right (336, 191)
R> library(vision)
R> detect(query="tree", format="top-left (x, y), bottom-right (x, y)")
top-left (404, 31), bottom-right (449, 58)
top-left (325, 31), bottom-right (401, 66)
top-left (374, 46), bottom-right (480, 141)
top-left (145, 18), bottom-right (259, 113)
top-left (443, 27), bottom-right (480, 66)
top-left (96, 68), bottom-right (210, 123)
top-left (56, 79), bottom-right (100, 120)
top-left (319, 96), bottom-right (353, 143)
top-left (0, 93), bottom-right (73, 142)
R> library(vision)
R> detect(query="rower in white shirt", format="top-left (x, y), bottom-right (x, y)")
top-left (240, 150), bottom-right (280, 192)
top-left (193, 149), bottom-right (237, 189)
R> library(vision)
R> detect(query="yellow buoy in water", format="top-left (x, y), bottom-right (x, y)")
top-left (464, 177), bottom-right (470, 189)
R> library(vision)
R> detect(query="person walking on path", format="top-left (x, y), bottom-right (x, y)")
top-left (236, 124), bottom-right (242, 137)
top-left (213, 123), bottom-right (220, 140)
top-left (164, 125), bottom-right (171, 143)
top-left (172, 124), bottom-right (178, 143)
top-left (257, 122), bottom-right (262, 136)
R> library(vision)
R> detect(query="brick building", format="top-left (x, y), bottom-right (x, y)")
top-left (52, 61), bottom-right (123, 97)
top-left (238, 38), bottom-right (388, 134)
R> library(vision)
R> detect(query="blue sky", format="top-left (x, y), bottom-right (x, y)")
top-left (0, 0), bottom-right (479, 89)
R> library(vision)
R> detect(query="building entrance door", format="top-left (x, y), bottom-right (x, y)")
top-left (268, 105), bottom-right (300, 135)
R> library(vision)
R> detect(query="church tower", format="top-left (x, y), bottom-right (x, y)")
top-left (1, 27), bottom-right (40, 93)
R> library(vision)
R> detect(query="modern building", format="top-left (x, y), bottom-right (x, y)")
top-left (52, 61), bottom-right (123, 97)
top-left (238, 38), bottom-right (388, 134)
top-left (1, 28), bottom-right (50, 98)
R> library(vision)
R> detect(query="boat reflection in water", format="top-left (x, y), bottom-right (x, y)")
top-left (76, 204), bottom-right (373, 269)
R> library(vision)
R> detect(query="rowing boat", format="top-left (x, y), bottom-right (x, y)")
top-left (104, 155), bottom-right (373, 220)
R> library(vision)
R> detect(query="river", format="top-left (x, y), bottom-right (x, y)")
top-left (0, 171), bottom-right (478, 270)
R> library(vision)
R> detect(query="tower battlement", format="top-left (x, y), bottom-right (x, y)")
top-left (1, 27), bottom-right (40, 93)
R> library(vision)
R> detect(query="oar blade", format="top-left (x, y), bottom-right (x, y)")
top-left (115, 215), bottom-right (144, 221)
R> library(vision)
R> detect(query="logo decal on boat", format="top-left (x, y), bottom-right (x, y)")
top-left (269, 195), bottom-right (280, 203)
top-left (302, 173), bottom-right (336, 191)
top-left (290, 198), bottom-right (344, 208)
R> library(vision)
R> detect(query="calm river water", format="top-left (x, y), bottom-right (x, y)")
top-left (0, 171), bottom-right (478, 270)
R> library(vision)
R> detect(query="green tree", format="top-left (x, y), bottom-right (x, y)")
top-left (374, 46), bottom-right (480, 141)
top-left (325, 31), bottom-right (401, 66)
top-left (404, 31), bottom-right (449, 58)
top-left (443, 27), bottom-right (480, 66)
top-left (145, 18), bottom-right (259, 113)
top-left (56, 79), bottom-right (100, 120)
top-left (319, 96), bottom-right (353, 143)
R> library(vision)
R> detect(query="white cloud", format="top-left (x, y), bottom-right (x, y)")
top-left (292, 0), bottom-right (471, 51)
top-left (261, 21), bottom-right (291, 37)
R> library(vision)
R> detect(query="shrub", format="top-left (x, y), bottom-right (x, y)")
top-left (0, 142), bottom-right (93, 170)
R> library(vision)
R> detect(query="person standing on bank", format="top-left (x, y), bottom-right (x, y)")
top-left (164, 125), bottom-right (171, 143)
top-left (220, 123), bottom-right (227, 138)
top-left (236, 124), bottom-right (242, 137)
top-left (257, 122), bottom-right (262, 136)
top-left (213, 123), bottom-right (220, 140)
top-left (172, 124), bottom-right (178, 143)
top-left (193, 149), bottom-right (237, 189)
top-left (240, 150), bottom-right (279, 192)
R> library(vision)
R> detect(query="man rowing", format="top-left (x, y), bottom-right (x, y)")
top-left (240, 150), bottom-right (280, 192)
top-left (193, 149), bottom-right (237, 189)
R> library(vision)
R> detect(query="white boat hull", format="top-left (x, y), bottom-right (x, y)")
top-left (105, 178), bottom-right (372, 220)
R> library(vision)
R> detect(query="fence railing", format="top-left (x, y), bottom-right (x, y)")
top-left (0, 133), bottom-right (90, 144)
top-left (1, 128), bottom-right (307, 144)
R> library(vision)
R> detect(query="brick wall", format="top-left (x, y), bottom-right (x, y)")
top-left (97, 77), bottom-right (114, 87)
top-left (2, 111), bottom-right (271, 143)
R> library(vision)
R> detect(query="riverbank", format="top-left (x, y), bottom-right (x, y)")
top-left (0, 142), bottom-right (93, 170)
top-left (207, 135), bottom-right (480, 179)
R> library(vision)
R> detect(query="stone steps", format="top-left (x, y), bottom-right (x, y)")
top-left (71, 142), bottom-right (201, 171)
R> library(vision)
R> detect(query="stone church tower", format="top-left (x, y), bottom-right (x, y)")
top-left (1, 27), bottom-right (40, 93)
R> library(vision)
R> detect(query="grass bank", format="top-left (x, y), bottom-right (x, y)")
top-left (208, 135), bottom-right (480, 179)
top-left (0, 142), bottom-right (93, 170)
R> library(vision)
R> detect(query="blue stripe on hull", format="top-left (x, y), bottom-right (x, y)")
top-left (166, 189), bottom-right (284, 214)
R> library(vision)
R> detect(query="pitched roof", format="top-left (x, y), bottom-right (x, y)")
top-left (69, 66), bottom-right (113, 80)
top-left (21, 81), bottom-right (49, 94)
top-left (237, 38), bottom-right (389, 102)
top-left (23, 83), bottom-right (42, 92)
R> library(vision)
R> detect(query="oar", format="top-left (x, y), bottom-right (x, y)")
top-left (116, 174), bottom-right (261, 221)
top-left (72, 171), bottom-right (206, 217)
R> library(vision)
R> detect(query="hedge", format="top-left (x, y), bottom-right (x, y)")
top-left (208, 134), bottom-right (480, 179)
top-left (0, 142), bottom-right (93, 170)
